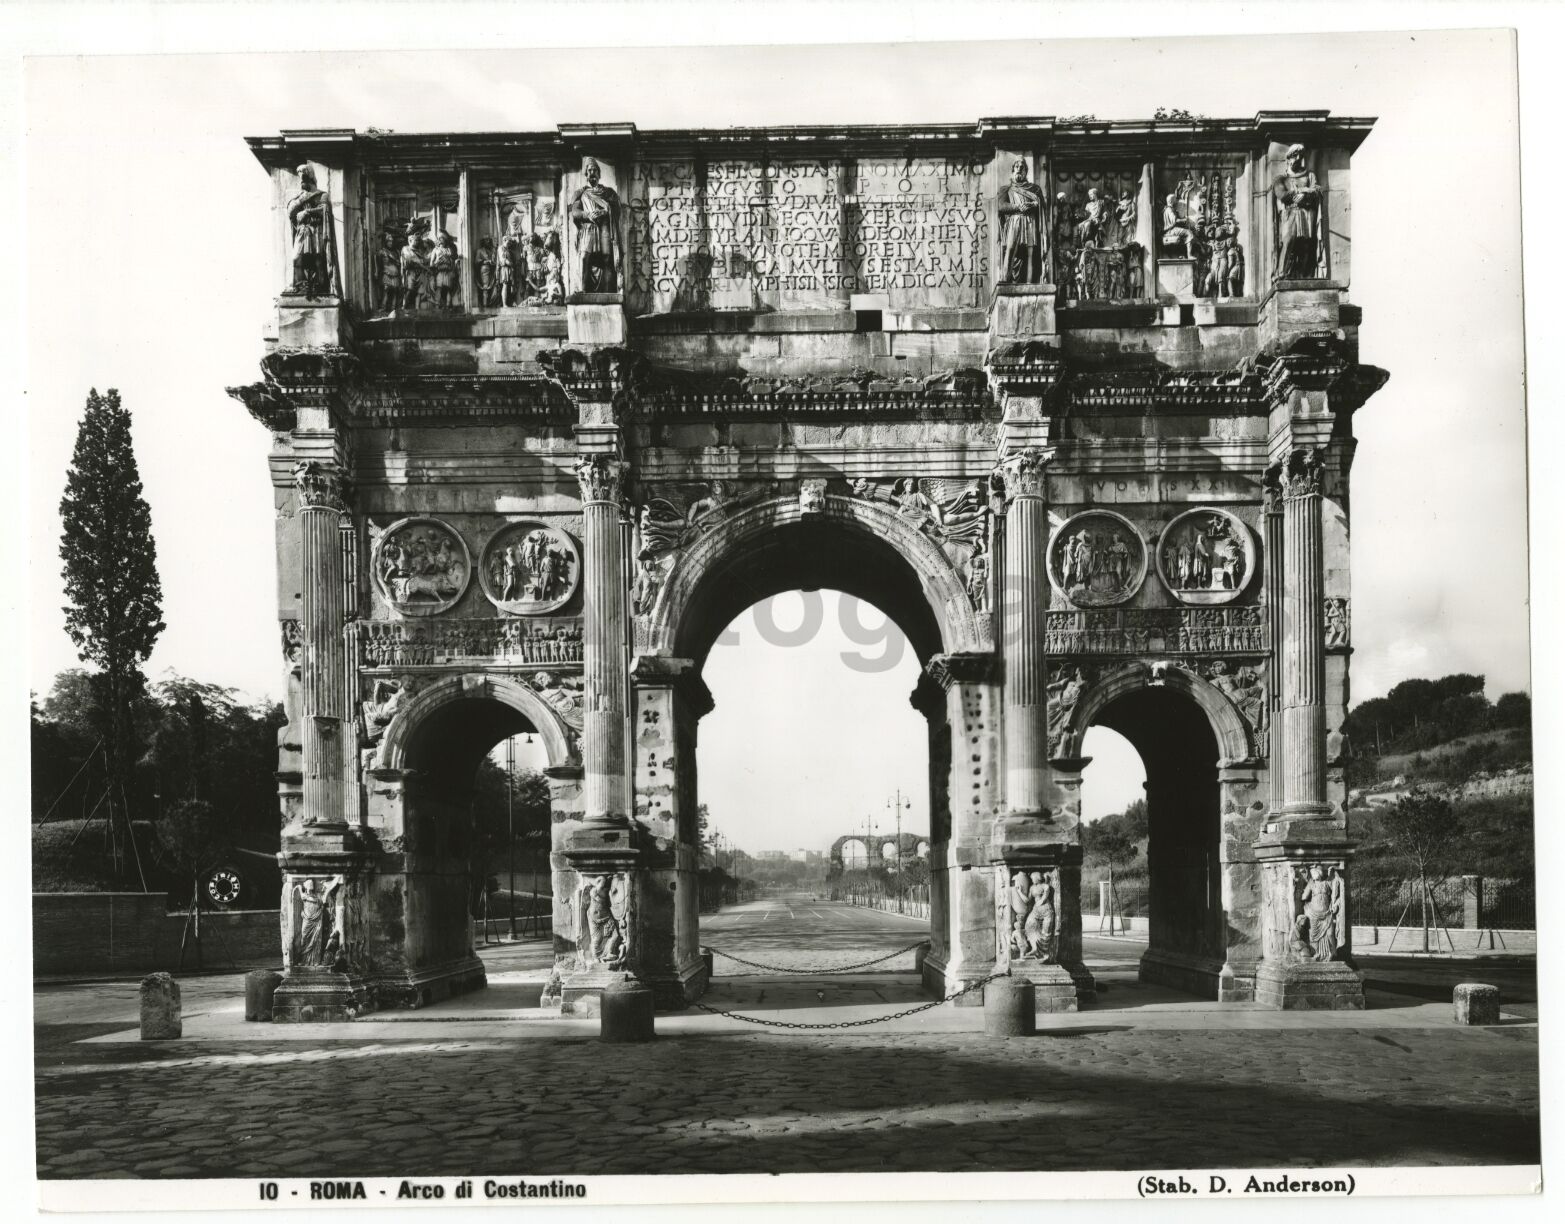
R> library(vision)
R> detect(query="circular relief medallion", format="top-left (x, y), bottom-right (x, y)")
top-left (373, 517), bottom-right (472, 616)
top-left (1048, 510), bottom-right (1147, 607)
top-left (1156, 507), bottom-right (1257, 605)
top-left (479, 521), bottom-right (581, 615)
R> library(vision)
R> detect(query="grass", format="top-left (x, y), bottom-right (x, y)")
top-left (32, 819), bottom-right (175, 894)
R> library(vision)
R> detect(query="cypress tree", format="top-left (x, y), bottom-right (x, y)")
top-left (59, 388), bottom-right (165, 879)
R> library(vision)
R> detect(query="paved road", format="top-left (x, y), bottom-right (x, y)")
top-left (33, 892), bottom-right (1541, 1179)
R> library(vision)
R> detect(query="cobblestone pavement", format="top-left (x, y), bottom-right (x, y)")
top-left (34, 897), bottom-right (1541, 1179)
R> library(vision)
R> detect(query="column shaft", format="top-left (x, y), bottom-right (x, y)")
top-left (298, 474), bottom-right (347, 828)
top-left (1003, 488), bottom-right (1050, 815)
top-left (579, 460), bottom-right (630, 825)
top-left (1280, 461), bottom-right (1327, 815)
top-left (1264, 493), bottom-right (1286, 815)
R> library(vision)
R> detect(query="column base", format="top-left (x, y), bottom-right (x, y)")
top-left (920, 951), bottom-right (995, 1008)
top-left (1137, 948), bottom-right (1232, 1000)
top-left (643, 956), bottom-right (709, 1010)
top-left (549, 967), bottom-right (639, 1016)
top-left (271, 970), bottom-right (377, 1023)
top-left (1254, 960), bottom-right (1365, 1011)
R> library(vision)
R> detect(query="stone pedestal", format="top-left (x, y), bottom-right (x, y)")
top-left (991, 818), bottom-right (1093, 1011)
top-left (1253, 834), bottom-right (1364, 1011)
top-left (983, 978), bottom-right (1036, 1037)
top-left (1156, 257), bottom-right (1195, 301)
top-left (245, 969), bottom-right (284, 1021)
top-left (567, 293), bottom-right (626, 344)
top-left (989, 283), bottom-right (1057, 340)
top-left (275, 294), bottom-right (344, 349)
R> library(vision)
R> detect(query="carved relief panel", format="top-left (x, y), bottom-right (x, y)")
top-left (1049, 510), bottom-right (1147, 607)
top-left (1051, 166), bottom-right (1146, 301)
top-left (1155, 158), bottom-right (1247, 300)
top-left (1288, 862), bottom-right (1347, 964)
top-left (283, 873), bottom-right (367, 973)
top-left (369, 179), bottom-right (463, 314)
top-left (996, 865), bottom-right (1062, 966)
top-left (475, 180), bottom-right (564, 308)
top-left (575, 871), bottom-right (634, 971)
top-left (478, 522), bottom-right (581, 615)
top-left (371, 517), bottom-right (471, 616)
top-left (1156, 508), bottom-right (1257, 604)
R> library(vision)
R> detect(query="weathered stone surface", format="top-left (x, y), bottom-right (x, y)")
top-left (139, 973), bottom-right (181, 1040)
top-left (238, 115), bottom-right (1386, 1020)
top-left (600, 982), bottom-right (656, 1043)
top-left (983, 977), bottom-right (1036, 1036)
top-left (1454, 983), bottom-right (1501, 1026)
top-left (244, 970), bottom-right (284, 1021)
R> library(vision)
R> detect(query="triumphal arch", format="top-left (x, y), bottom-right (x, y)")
top-left (230, 112), bottom-right (1386, 1021)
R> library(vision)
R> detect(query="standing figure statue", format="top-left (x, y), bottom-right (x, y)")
top-left (286, 165), bottom-right (333, 297)
top-left (475, 237), bottom-right (497, 307)
top-left (497, 210), bottom-right (528, 307)
top-left (1273, 143), bottom-right (1324, 280)
top-left (996, 158), bottom-right (1046, 286)
top-left (569, 156), bottom-right (622, 294)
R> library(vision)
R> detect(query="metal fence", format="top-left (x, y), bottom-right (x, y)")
top-left (1350, 876), bottom-right (1536, 932)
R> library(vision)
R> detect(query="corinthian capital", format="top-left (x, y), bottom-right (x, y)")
top-left (995, 447), bottom-right (1051, 501)
top-left (575, 454), bottom-right (627, 504)
top-left (293, 461), bottom-right (349, 512)
top-left (1281, 446), bottom-right (1326, 500)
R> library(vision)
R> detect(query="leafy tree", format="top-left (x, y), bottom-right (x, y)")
top-left (1494, 691), bottom-right (1531, 730)
top-left (58, 388), bottom-right (164, 879)
top-left (1380, 790), bottom-right (1460, 949)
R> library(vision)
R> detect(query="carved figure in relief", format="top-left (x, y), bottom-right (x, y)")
top-left (1053, 515), bottom-right (1144, 607)
top-left (1273, 144), bottom-right (1324, 280)
top-left (1024, 870), bottom-right (1059, 960)
top-left (1046, 666), bottom-right (1089, 753)
top-left (372, 228), bottom-right (401, 312)
top-left (486, 526), bottom-right (576, 611)
top-left (582, 874), bottom-right (630, 968)
top-left (290, 876), bottom-right (345, 969)
top-left (1163, 512), bottom-right (1247, 593)
top-left (497, 210), bottom-right (528, 307)
top-left (632, 555), bottom-right (669, 615)
top-left (799, 479), bottom-right (827, 514)
top-left (360, 678), bottom-right (408, 743)
top-left (1325, 599), bottom-right (1350, 647)
top-left (965, 535), bottom-right (990, 612)
top-left (569, 157), bottom-right (622, 293)
top-left (996, 159), bottom-right (1045, 286)
top-left (475, 238), bottom-right (497, 307)
top-left (378, 521), bottom-right (467, 609)
top-left (398, 225), bottom-right (430, 310)
top-left (428, 229), bottom-right (462, 310)
top-left (1203, 221), bottom-right (1244, 298)
top-left (1008, 870), bottom-right (1031, 958)
top-left (1296, 864), bottom-right (1344, 961)
top-left (1161, 192), bottom-right (1199, 259)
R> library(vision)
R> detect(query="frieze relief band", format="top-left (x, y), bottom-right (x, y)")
top-left (1045, 606), bottom-right (1265, 654)
top-left (355, 617), bottom-right (584, 667)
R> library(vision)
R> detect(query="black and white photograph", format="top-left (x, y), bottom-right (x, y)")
top-left (6, 2), bottom-right (1555, 1213)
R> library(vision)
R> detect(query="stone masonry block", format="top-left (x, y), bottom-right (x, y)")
top-left (1453, 983), bottom-right (1500, 1026)
top-left (140, 972), bottom-right (182, 1040)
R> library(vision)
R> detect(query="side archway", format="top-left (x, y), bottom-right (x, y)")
top-left (1053, 661), bottom-right (1256, 764)
top-left (375, 671), bottom-right (577, 774)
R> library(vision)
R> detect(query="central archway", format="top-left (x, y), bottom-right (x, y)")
top-left (630, 492), bottom-right (987, 1002)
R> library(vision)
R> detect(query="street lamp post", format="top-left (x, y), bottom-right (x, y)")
top-left (888, 791), bottom-right (911, 914)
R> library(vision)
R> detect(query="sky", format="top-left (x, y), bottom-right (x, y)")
top-left (16, 24), bottom-right (1537, 857)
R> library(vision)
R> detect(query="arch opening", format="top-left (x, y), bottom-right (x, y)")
top-left (1085, 683), bottom-right (1224, 989)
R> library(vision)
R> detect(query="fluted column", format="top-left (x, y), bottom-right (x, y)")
top-left (295, 462), bottom-right (348, 828)
top-left (1263, 467), bottom-right (1286, 815)
top-left (999, 448), bottom-right (1050, 816)
top-left (1279, 447), bottom-right (1328, 817)
top-left (576, 454), bottom-right (631, 827)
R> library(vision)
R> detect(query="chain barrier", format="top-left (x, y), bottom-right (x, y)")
top-left (705, 940), bottom-right (930, 976)
top-left (693, 970), bottom-right (1008, 1030)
